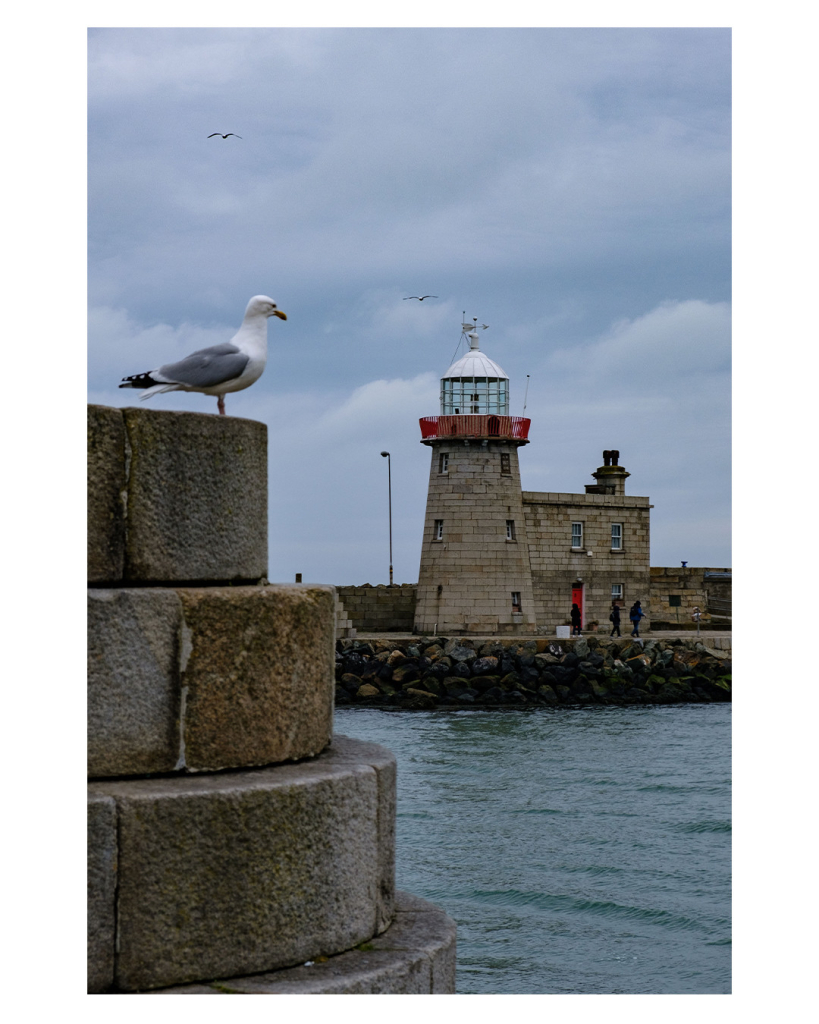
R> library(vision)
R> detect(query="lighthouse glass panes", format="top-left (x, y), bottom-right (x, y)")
top-left (441, 377), bottom-right (509, 415)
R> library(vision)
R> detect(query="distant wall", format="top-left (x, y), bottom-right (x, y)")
top-left (336, 569), bottom-right (731, 634)
top-left (649, 567), bottom-right (732, 629)
top-left (336, 585), bottom-right (417, 632)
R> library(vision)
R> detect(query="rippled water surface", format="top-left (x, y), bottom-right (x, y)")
top-left (335, 704), bottom-right (731, 994)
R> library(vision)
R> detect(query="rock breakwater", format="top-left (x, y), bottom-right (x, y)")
top-left (335, 635), bottom-right (731, 709)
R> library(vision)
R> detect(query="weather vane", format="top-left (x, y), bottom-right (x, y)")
top-left (461, 313), bottom-right (489, 334)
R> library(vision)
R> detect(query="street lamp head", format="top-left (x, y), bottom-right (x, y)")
top-left (380, 451), bottom-right (390, 457)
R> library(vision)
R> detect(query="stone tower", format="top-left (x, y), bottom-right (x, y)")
top-left (413, 324), bottom-right (537, 635)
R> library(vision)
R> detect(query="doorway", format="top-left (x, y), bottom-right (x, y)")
top-left (571, 585), bottom-right (583, 627)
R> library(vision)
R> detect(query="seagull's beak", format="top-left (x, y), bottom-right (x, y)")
top-left (272, 310), bottom-right (287, 320)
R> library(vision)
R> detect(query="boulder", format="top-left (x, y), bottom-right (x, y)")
top-left (471, 656), bottom-right (499, 675)
top-left (534, 653), bottom-right (560, 670)
top-left (356, 684), bottom-right (381, 699)
top-left (404, 688), bottom-right (439, 707)
top-left (443, 639), bottom-right (477, 661)
top-left (471, 675), bottom-right (501, 694)
top-left (391, 664), bottom-right (419, 686)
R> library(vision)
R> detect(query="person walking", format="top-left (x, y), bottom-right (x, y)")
top-left (629, 600), bottom-right (646, 637)
top-left (570, 602), bottom-right (582, 636)
top-left (609, 603), bottom-right (621, 637)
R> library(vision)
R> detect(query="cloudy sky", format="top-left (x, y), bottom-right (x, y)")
top-left (87, 27), bottom-right (731, 585)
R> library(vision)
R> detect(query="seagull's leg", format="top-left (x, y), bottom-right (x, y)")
top-left (217, 394), bottom-right (226, 415)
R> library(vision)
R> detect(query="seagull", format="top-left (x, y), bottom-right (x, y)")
top-left (207, 133), bottom-right (242, 139)
top-left (119, 295), bottom-right (286, 416)
top-left (403, 295), bottom-right (438, 301)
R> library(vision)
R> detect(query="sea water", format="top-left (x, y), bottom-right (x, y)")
top-left (335, 703), bottom-right (731, 994)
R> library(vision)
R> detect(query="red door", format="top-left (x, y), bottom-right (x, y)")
top-left (571, 586), bottom-right (583, 626)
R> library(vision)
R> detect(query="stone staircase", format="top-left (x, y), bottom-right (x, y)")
top-left (336, 595), bottom-right (357, 638)
top-left (87, 405), bottom-right (455, 994)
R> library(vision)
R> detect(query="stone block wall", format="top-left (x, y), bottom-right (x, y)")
top-left (88, 405), bottom-right (455, 994)
top-left (336, 584), bottom-right (417, 632)
top-left (649, 567), bottom-right (732, 629)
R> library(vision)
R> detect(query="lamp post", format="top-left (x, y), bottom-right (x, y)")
top-left (380, 451), bottom-right (393, 585)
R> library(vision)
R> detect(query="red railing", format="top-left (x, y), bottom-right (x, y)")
top-left (419, 415), bottom-right (531, 440)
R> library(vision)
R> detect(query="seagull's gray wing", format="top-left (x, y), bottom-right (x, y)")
top-left (156, 343), bottom-right (249, 388)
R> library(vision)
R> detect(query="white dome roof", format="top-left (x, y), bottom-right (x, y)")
top-left (442, 333), bottom-right (507, 380)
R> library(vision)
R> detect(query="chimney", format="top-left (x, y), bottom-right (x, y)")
top-left (585, 450), bottom-right (630, 496)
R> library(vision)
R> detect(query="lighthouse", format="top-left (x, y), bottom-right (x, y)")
top-left (413, 322), bottom-right (538, 635)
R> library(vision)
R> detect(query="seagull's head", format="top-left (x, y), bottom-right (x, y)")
top-left (246, 295), bottom-right (287, 320)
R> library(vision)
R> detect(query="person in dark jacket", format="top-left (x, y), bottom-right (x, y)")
top-left (570, 603), bottom-right (582, 635)
top-left (629, 601), bottom-right (646, 637)
top-left (609, 603), bottom-right (621, 637)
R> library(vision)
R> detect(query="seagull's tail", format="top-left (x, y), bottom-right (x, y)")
top-left (138, 383), bottom-right (181, 401)
top-left (119, 372), bottom-right (180, 399)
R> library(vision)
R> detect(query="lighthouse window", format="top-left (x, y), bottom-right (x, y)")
top-left (511, 592), bottom-right (522, 611)
top-left (571, 522), bottom-right (583, 549)
top-left (611, 523), bottom-right (623, 550)
top-left (506, 520), bottom-right (516, 541)
top-left (500, 453), bottom-right (511, 474)
top-left (438, 453), bottom-right (449, 474)
top-left (434, 520), bottom-right (444, 541)
top-left (440, 377), bottom-right (510, 415)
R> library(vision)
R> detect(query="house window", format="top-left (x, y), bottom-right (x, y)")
top-left (500, 453), bottom-right (511, 475)
top-left (434, 519), bottom-right (443, 541)
top-left (571, 522), bottom-right (583, 549)
top-left (611, 584), bottom-right (623, 601)
top-left (506, 520), bottom-right (516, 541)
top-left (438, 453), bottom-right (449, 474)
top-left (611, 523), bottom-right (623, 550)
top-left (511, 591), bottom-right (522, 611)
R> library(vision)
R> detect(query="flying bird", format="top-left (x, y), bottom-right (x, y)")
top-left (119, 295), bottom-right (286, 416)
top-left (207, 133), bottom-right (242, 139)
top-left (403, 295), bottom-right (438, 301)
